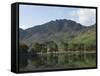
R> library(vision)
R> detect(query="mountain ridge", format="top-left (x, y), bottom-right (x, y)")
top-left (19, 19), bottom-right (95, 46)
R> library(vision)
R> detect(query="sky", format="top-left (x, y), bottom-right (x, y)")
top-left (19, 5), bottom-right (96, 29)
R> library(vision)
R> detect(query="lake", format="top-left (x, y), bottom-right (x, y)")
top-left (20, 51), bottom-right (96, 71)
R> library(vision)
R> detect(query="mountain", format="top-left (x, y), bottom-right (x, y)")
top-left (25, 19), bottom-right (85, 35)
top-left (70, 24), bottom-right (96, 45)
top-left (19, 28), bottom-right (27, 40)
top-left (19, 19), bottom-right (96, 46)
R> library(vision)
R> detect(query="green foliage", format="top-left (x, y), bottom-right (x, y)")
top-left (45, 41), bottom-right (58, 52)
top-left (58, 27), bottom-right (96, 51)
top-left (61, 42), bottom-right (68, 51)
top-left (69, 28), bottom-right (96, 51)
top-left (32, 43), bottom-right (42, 52)
top-left (19, 43), bottom-right (29, 68)
top-left (31, 41), bottom-right (58, 53)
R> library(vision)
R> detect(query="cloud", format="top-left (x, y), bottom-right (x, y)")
top-left (65, 9), bottom-right (79, 23)
top-left (77, 9), bottom-right (96, 26)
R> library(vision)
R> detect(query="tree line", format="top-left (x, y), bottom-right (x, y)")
top-left (19, 41), bottom-right (96, 68)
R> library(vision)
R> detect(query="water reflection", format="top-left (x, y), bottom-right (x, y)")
top-left (31, 52), bottom-right (96, 67)
top-left (20, 51), bottom-right (96, 71)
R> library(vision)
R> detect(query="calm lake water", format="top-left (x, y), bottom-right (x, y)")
top-left (20, 51), bottom-right (96, 71)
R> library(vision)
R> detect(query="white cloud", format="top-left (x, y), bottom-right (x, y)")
top-left (77, 9), bottom-right (96, 26)
top-left (65, 10), bottom-right (79, 23)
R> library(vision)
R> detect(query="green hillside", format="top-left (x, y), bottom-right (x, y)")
top-left (62, 26), bottom-right (96, 51)
top-left (70, 27), bottom-right (96, 45)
